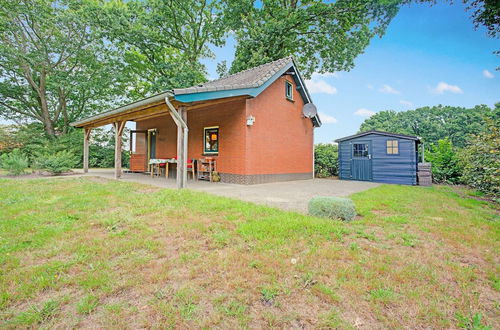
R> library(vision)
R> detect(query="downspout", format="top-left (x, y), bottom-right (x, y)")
top-left (165, 97), bottom-right (189, 188)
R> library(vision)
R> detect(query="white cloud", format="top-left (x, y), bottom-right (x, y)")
top-left (432, 81), bottom-right (463, 94)
top-left (400, 100), bottom-right (413, 107)
top-left (378, 84), bottom-right (400, 94)
top-left (354, 108), bottom-right (376, 117)
top-left (366, 84), bottom-right (374, 90)
top-left (483, 69), bottom-right (494, 79)
top-left (311, 72), bottom-right (339, 79)
top-left (305, 79), bottom-right (338, 95)
top-left (319, 112), bottom-right (338, 124)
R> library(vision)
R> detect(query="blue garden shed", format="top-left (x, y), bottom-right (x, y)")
top-left (335, 130), bottom-right (422, 185)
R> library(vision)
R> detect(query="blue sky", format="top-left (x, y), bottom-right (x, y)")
top-left (202, 1), bottom-right (500, 143)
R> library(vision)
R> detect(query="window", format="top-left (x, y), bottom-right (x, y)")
top-left (353, 143), bottom-right (369, 157)
top-left (386, 140), bottom-right (399, 155)
top-left (285, 80), bottom-right (293, 100)
top-left (203, 127), bottom-right (219, 154)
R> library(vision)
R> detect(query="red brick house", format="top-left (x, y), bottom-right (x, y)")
top-left (71, 57), bottom-right (321, 187)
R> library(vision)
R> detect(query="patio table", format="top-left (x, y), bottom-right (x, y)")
top-left (149, 158), bottom-right (176, 178)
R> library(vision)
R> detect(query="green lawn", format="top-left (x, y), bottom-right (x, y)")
top-left (0, 177), bottom-right (498, 329)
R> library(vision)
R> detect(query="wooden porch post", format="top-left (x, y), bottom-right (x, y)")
top-left (166, 98), bottom-right (188, 189)
top-left (114, 121), bottom-right (126, 179)
top-left (175, 107), bottom-right (188, 188)
top-left (181, 108), bottom-right (188, 185)
top-left (83, 128), bottom-right (91, 173)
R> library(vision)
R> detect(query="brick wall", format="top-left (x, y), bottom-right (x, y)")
top-left (245, 75), bottom-right (314, 176)
top-left (136, 99), bottom-right (247, 175)
top-left (134, 75), bottom-right (315, 183)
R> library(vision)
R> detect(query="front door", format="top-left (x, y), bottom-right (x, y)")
top-left (351, 141), bottom-right (372, 181)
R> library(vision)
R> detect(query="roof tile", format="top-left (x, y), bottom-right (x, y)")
top-left (173, 57), bottom-right (294, 95)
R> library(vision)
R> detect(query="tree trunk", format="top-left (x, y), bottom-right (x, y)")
top-left (38, 69), bottom-right (56, 136)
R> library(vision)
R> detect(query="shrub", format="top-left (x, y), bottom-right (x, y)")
top-left (459, 115), bottom-right (499, 197)
top-left (425, 138), bottom-right (463, 184)
top-left (308, 196), bottom-right (356, 221)
top-left (34, 150), bottom-right (77, 174)
top-left (0, 149), bottom-right (29, 175)
top-left (315, 143), bottom-right (338, 178)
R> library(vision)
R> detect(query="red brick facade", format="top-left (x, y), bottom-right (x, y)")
top-left (134, 75), bottom-right (314, 184)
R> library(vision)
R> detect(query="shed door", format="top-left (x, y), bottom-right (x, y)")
top-left (351, 141), bottom-right (372, 181)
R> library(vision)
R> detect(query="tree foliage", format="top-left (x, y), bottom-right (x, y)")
top-left (0, 0), bottom-right (123, 135)
top-left (464, 0), bottom-right (499, 38)
top-left (359, 104), bottom-right (496, 148)
top-left (89, 0), bottom-right (228, 98)
top-left (425, 138), bottom-right (462, 184)
top-left (225, 0), bottom-right (403, 78)
top-left (314, 143), bottom-right (339, 178)
top-left (460, 111), bottom-right (500, 197)
top-left (0, 124), bottom-right (128, 169)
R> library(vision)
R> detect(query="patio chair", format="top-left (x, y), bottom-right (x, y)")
top-left (173, 157), bottom-right (196, 180)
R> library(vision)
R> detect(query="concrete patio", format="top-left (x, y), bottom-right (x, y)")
top-left (70, 169), bottom-right (379, 213)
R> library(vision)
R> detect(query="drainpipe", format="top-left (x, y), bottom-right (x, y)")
top-left (165, 97), bottom-right (189, 189)
top-left (421, 142), bottom-right (425, 163)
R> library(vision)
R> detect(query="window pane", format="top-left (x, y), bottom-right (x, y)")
top-left (285, 81), bottom-right (293, 99)
top-left (204, 128), bottom-right (219, 153)
top-left (353, 143), bottom-right (368, 157)
top-left (387, 140), bottom-right (398, 154)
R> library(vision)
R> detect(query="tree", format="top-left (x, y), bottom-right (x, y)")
top-left (465, 0), bottom-right (500, 38)
top-left (425, 138), bottom-right (462, 184)
top-left (314, 143), bottom-right (339, 177)
top-left (359, 105), bottom-right (495, 148)
top-left (460, 108), bottom-right (500, 196)
top-left (90, 0), bottom-right (228, 98)
top-left (225, 0), bottom-right (404, 78)
top-left (0, 0), bottom-right (123, 135)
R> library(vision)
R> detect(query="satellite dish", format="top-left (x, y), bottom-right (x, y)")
top-left (302, 103), bottom-right (317, 118)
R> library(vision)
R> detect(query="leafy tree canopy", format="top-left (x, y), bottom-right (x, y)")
top-left (359, 104), bottom-right (498, 148)
top-left (87, 0), bottom-right (228, 98)
top-left (0, 0), bottom-right (125, 135)
top-left (225, 0), bottom-right (404, 78)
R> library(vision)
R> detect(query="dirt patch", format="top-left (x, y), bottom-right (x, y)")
top-left (0, 170), bottom-right (79, 179)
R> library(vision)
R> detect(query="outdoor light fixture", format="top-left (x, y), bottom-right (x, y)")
top-left (246, 115), bottom-right (255, 126)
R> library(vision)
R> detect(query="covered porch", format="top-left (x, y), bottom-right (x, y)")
top-left (71, 93), bottom-right (248, 188)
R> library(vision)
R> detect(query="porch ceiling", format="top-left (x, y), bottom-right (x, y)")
top-left (71, 95), bottom-right (249, 129)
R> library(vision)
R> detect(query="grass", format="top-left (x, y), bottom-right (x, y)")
top-left (0, 177), bottom-right (498, 328)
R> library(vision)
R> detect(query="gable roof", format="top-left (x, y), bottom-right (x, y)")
top-left (174, 57), bottom-right (295, 95)
top-left (335, 130), bottom-right (421, 142)
top-left (71, 57), bottom-right (321, 128)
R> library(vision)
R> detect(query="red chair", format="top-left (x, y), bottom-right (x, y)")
top-left (173, 156), bottom-right (196, 180)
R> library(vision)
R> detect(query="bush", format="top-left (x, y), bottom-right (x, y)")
top-left (425, 138), bottom-right (463, 184)
top-left (459, 116), bottom-right (499, 197)
top-left (315, 143), bottom-right (338, 178)
top-left (308, 196), bottom-right (356, 221)
top-left (1, 124), bottom-right (129, 169)
top-left (34, 150), bottom-right (77, 174)
top-left (0, 149), bottom-right (29, 175)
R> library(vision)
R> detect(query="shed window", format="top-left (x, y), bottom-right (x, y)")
top-left (285, 81), bottom-right (293, 100)
top-left (353, 143), bottom-right (369, 157)
top-left (204, 127), bottom-right (219, 154)
top-left (386, 140), bottom-right (399, 155)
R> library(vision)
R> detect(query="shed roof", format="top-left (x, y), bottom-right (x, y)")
top-left (335, 130), bottom-right (421, 142)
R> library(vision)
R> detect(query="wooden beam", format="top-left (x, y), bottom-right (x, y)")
top-left (184, 95), bottom-right (248, 111)
top-left (83, 128), bottom-right (91, 173)
top-left (114, 121), bottom-right (125, 179)
top-left (85, 103), bottom-right (168, 129)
